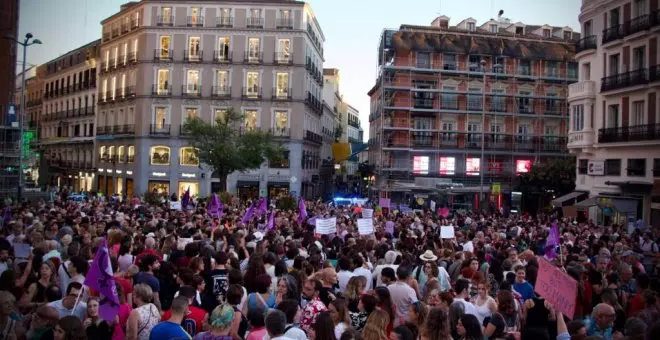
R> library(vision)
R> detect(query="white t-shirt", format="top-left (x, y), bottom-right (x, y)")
top-left (373, 264), bottom-right (398, 287)
top-left (387, 281), bottom-right (418, 327)
top-left (452, 298), bottom-right (478, 317)
top-left (353, 267), bottom-right (373, 291)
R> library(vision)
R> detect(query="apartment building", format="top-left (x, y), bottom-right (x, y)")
top-left (566, 0), bottom-right (659, 225)
top-left (0, 0), bottom-right (19, 123)
top-left (15, 67), bottom-right (41, 186)
top-left (347, 105), bottom-right (361, 143)
top-left (97, 0), bottom-right (325, 199)
top-left (39, 40), bottom-right (100, 192)
top-left (368, 15), bottom-right (578, 210)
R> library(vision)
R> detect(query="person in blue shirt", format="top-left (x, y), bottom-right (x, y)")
top-left (512, 265), bottom-right (535, 301)
top-left (150, 296), bottom-right (192, 340)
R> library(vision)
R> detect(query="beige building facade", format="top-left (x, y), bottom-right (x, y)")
top-left (97, 0), bottom-right (325, 199)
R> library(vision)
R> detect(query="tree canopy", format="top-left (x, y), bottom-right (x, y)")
top-left (183, 108), bottom-right (285, 190)
top-left (516, 157), bottom-right (576, 195)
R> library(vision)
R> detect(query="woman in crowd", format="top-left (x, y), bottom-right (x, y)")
top-left (126, 284), bottom-right (159, 340)
top-left (344, 276), bottom-right (366, 313)
top-left (227, 285), bottom-right (248, 340)
top-left (374, 287), bottom-right (395, 335)
top-left (421, 308), bottom-right (451, 340)
top-left (54, 315), bottom-right (87, 340)
top-left (406, 301), bottom-right (428, 331)
top-left (362, 309), bottom-right (389, 340)
top-left (21, 261), bottom-right (56, 309)
top-left (329, 299), bottom-right (351, 339)
top-left (194, 304), bottom-right (234, 340)
top-left (83, 297), bottom-right (113, 340)
top-left (349, 294), bottom-right (377, 332)
top-left (276, 274), bottom-right (300, 306)
top-left (455, 314), bottom-right (483, 340)
top-left (245, 274), bottom-right (276, 314)
top-left (473, 280), bottom-right (497, 325)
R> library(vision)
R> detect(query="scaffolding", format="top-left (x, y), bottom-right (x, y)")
top-left (0, 125), bottom-right (21, 201)
top-left (370, 28), bottom-right (575, 206)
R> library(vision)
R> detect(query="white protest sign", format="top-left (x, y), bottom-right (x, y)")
top-left (13, 243), bottom-right (31, 259)
top-left (357, 218), bottom-right (374, 235)
top-left (169, 201), bottom-right (182, 211)
top-left (315, 217), bottom-right (337, 234)
top-left (362, 209), bottom-right (374, 218)
top-left (440, 226), bottom-right (455, 239)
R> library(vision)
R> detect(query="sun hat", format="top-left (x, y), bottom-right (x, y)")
top-left (419, 250), bottom-right (438, 262)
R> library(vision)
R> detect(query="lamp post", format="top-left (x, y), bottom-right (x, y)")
top-left (7, 33), bottom-right (42, 203)
top-left (479, 59), bottom-right (487, 210)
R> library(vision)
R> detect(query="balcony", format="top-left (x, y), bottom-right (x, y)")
top-left (182, 85), bottom-right (202, 97)
top-left (118, 86), bottom-right (136, 99)
top-left (567, 130), bottom-right (595, 149)
top-left (601, 68), bottom-right (648, 92)
top-left (154, 49), bottom-right (173, 62)
top-left (150, 124), bottom-right (171, 135)
top-left (83, 106), bottom-right (95, 116)
top-left (242, 87), bottom-right (262, 100)
top-left (97, 126), bottom-right (113, 135)
top-left (244, 52), bottom-right (263, 64)
top-left (272, 89), bottom-right (292, 101)
top-left (304, 130), bottom-right (323, 144)
top-left (131, 18), bottom-right (139, 28)
top-left (128, 51), bottom-right (137, 63)
top-left (121, 23), bottom-right (129, 33)
top-left (211, 85), bottom-right (231, 99)
top-left (156, 15), bottom-right (174, 26)
top-left (568, 80), bottom-right (596, 101)
top-left (216, 16), bottom-right (233, 27)
top-left (187, 15), bottom-right (204, 27)
top-left (246, 17), bottom-right (264, 28)
top-left (274, 52), bottom-right (293, 65)
top-left (152, 85), bottom-right (172, 96)
top-left (270, 128), bottom-right (290, 137)
top-left (276, 18), bottom-right (293, 29)
top-left (184, 50), bottom-right (203, 62)
top-left (127, 155), bottom-right (135, 163)
top-left (214, 50), bottom-right (232, 63)
top-left (305, 92), bottom-right (323, 114)
top-left (103, 32), bottom-right (110, 41)
top-left (602, 24), bottom-right (623, 44)
top-left (112, 28), bottom-right (119, 38)
top-left (413, 99), bottom-right (434, 109)
top-left (599, 124), bottom-right (660, 143)
top-left (114, 124), bottom-right (135, 134)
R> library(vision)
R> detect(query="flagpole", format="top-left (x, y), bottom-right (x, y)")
top-left (71, 287), bottom-right (83, 315)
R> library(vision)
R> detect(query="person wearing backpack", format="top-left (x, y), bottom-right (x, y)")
top-left (639, 232), bottom-right (659, 274)
top-left (412, 250), bottom-right (451, 293)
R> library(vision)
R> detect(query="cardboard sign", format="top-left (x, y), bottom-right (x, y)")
top-left (440, 226), bottom-right (455, 239)
top-left (315, 217), bottom-right (337, 234)
top-left (169, 201), bottom-right (182, 211)
top-left (438, 207), bottom-right (450, 218)
top-left (357, 218), bottom-right (374, 235)
top-left (379, 198), bottom-right (391, 208)
top-left (362, 209), bottom-right (374, 219)
top-left (535, 256), bottom-right (578, 319)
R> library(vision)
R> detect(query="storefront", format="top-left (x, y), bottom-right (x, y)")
top-left (178, 181), bottom-right (199, 197)
top-left (97, 175), bottom-right (107, 194)
top-left (268, 182), bottom-right (289, 198)
top-left (148, 180), bottom-right (170, 194)
top-left (237, 181), bottom-right (259, 200)
top-left (126, 178), bottom-right (134, 197)
top-left (575, 196), bottom-right (639, 226)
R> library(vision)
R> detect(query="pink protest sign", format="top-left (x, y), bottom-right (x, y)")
top-left (438, 207), bottom-right (450, 218)
top-left (379, 198), bottom-right (390, 208)
top-left (535, 257), bottom-right (577, 319)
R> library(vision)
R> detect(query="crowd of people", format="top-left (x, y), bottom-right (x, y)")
top-left (0, 191), bottom-right (659, 340)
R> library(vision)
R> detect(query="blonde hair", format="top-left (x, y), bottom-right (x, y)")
top-left (344, 276), bottom-right (366, 300)
top-left (363, 309), bottom-right (389, 340)
top-left (133, 283), bottom-right (154, 303)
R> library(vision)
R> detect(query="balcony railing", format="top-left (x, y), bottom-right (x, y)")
top-left (601, 68), bottom-right (649, 91)
top-left (114, 124), bottom-right (136, 134)
top-left (272, 89), bottom-right (292, 101)
top-left (156, 15), bottom-right (174, 26)
top-left (152, 85), bottom-right (172, 96)
top-left (568, 80), bottom-right (596, 99)
top-left (650, 65), bottom-right (660, 83)
top-left (128, 51), bottom-right (137, 63)
top-left (119, 86), bottom-right (136, 99)
top-left (214, 49), bottom-right (232, 62)
top-left (184, 50), bottom-right (203, 62)
top-left (121, 23), bottom-right (129, 33)
top-left (276, 18), bottom-right (293, 29)
top-left (274, 52), bottom-right (293, 65)
top-left (131, 18), bottom-right (139, 28)
top-left (242, 87), bottom-right (262, 100)
top-left (211, 85), bottom-right (231, 99)
top-left (187, 16), bottom-right (204, 27)
top-left (602, 24), bottom-right (623, 44)
top-left (270, 128), bottom-right (290, 137)
top-left (216, 16), bottom-right (233, 27)
top-left (244, 52), bottom-right (263, 64)
top-left (150, 124), bottom-right (171, 135)
top-left (97, 126), bottom-right (112, 135)
top-left (182, 85), bottom-right (202, 97)
top-left (154, 49), bottom-right (173, 61)
top-left (623, 14), bottom-right (651, 36)
top-left (246, 17), bottom-right (264, 28)
top-left (599, 124), bottom-right (660, 143)
top-left (304, 130), bottom-right (323, 144)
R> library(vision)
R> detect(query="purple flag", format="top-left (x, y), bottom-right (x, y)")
top-left (241, 202), bottom-right (255, 225)
top-left (2, 207), bottom-right (11, 225)
top-left (208, 193), bottom-right (223, 218)
top-left (307, 216), bottom-right (317, 226)
top-left (545, 221), bottom-right (560, 259)
top-left (297, 198), bottom-right (308, 226)
top-left (266, 210), bottom-right (275, 231)
top-left (84, 238), bottom-right (119, 321)
top-left (256, 197), bottom-right (267, 215)
top-left (181, 187), bottom-right (191, 210)
top-left (385, 221), bottom-right (395, 235)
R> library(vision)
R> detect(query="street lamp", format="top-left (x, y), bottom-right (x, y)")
top-left (6, 33), bottom-right (42, 203)
top-left (479, 59), bottom-right (487, 210)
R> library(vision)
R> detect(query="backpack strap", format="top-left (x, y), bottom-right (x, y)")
top-left (61, 263), bottom-right (71, 278)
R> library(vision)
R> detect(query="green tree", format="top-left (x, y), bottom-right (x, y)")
top-left (183, 108), bottom-right (285, 191)
top-left (516, 157), bottom-right (576, 195)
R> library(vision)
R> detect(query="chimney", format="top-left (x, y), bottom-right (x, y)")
top-left (431, 16), bottom-right (450, 29)
top-left (497, 9), bottom-right (504, 20)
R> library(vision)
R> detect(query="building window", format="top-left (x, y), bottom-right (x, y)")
top-left (248, 38), bottom-right (260, 61)
top-left (442, 87), bottom-right (457, 109)
top-left (274, 110), bottom-right (288, 130)
top-left (159, 36), bottom-right (171, 59)
top-left (128, 145), bottom-right (135, 163)
top-left (467, 122), bottom-right (481, 144)
top-left (577, 159), bottom-right (588, 174)
top-left (118, 146), bottom-right (125, 163)
top-left (544, 125), bottom-right (557, 136)
top-left (653, 158), bottom-right (660, 177)
top-left (467, 22), bottom-right (475, 32)
top-left (99, 146), bottom-right (107, 161)
top-left (467, 88), bottom-right (482, 110)
top-left (563, 31), bottom-right (572, 39)
top-left (188, 36), bottom-right (201, 59)
top-left (154, 106), bottom-right (168, 128)
top-left (180, 147), bottom-right (199, 166)
top-left (271, 151), bottom-right (289, 169)
top-left (150, 146), bottom-right (170, 165)
top-left (489, 24), bottom-right (498, 33)
top-left (276, 72), bottom-right (289, 98)
top-left (190, 7), bottom-right (202, 25)
top-left (468, 55), bottom-right (481, 71)
top-left (246, 72), bottom-right (259, 97)
top-left (519, 60), bottom-right (531, 75)
top-left (572, 105), bottom-right (584, 131)
top-left (518, 124), bottom-right (531, 143)
top-left (632, 101), bottom-right (644, 126)
top-left (217, 37), bottom-right (230, 60)
top-left (215, 70), bottom-right (229, 95)
top-left (627, 158), bottom-right (646, 177)
top-left (157, 69), bottom-right (169, 94)
top-left (161, 7), bottom-right (172, 23)
top-left (441, 122), bottom-right (455, 141)
top-left (583, 20), bottom-right (592, 36)
top-left (244, 110), bottom-right (258, 130)
top-left (417, 52), bottom-right (430, 68)
top-left (443, 54), bottom-right (457, 70)
top-left (607, 105), bottom-right (619, 129)
top-left (184, 107), bottom-right (198, 123)
top-left (633, 46), bottom-right (645, 70)
top-left (605, 159), bottom-right (621, 176)
top-left (277, 39), bottom-right (290, 62)
top-left (635, 0), bottom-right (647, 16)
top-left (543, 28), bottom-right (551, 38)
top-left (545, 61), bottom-right (558, 77)
top-left (186, 69), bottom-right (200, 93)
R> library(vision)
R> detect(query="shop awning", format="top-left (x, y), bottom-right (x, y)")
top-left (610, 198), bottom-right (638, 214)
top-left (575, 196), bottom-right (638, 214)
top-left (551, 191), bottom-right (586, 206)
top-left (575, 196), bottom-right (599, 210)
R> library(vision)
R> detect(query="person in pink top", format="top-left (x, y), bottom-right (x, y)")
top-left (246, 306), bottom-right (268, 340)
top-left (112, 282), bottom-right (133, 340)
